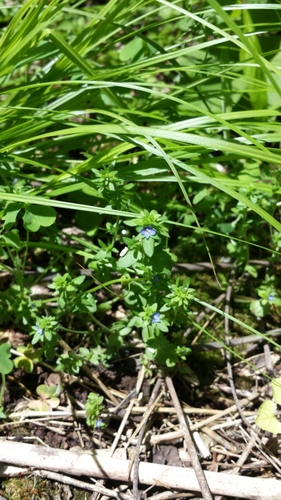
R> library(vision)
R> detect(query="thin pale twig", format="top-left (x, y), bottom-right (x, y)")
top-left (110, 399), bottom-right (135, 456)
top-left (34, 469), bottom-right (132, 500)
top-left (133, 378), bottom-right (163, 500)
top-left (193, 329), bottom-right (281, 352)
top-left (224, 270), bottom-right (250, 428)
top-left (165, 374), bottom-right (213, 500)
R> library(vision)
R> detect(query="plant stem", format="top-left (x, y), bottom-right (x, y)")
top-left (0, 373), bottom-right (5, 408)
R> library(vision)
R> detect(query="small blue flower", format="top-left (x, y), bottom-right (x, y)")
top-left (151, 312), bottom-right (161, 324)
top-left (268, 294), bottom-right (274, 302)
top-left (35, 325), bottom-right (44, 336)
top-left (96, 419), bottom-right (103, 429)
top-left (140, 226), bottom-right (156, 239)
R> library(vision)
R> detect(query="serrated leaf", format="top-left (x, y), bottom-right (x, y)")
top-left (155, 321), bottom-right (169, 333)
top-left (118, 249), bottom-right (139, 268)
top-left (256, 400), bottom-right (281, 434)
top-left (143, 237), bottom-right (154, 257)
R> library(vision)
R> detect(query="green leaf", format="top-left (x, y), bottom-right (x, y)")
top-left (150, 249), bottom-right (173, 274)
top-left (119, 37), bottom-right (144, 62)
top-left (0, 407), bottom-right (7, 419)
top-left (14, 356), bottom-right (34, 374)
top-left (272, 297), bottom-right (281, 307)
top-left (58, 296), bottom-right (66, 308)
top-left (193, 188), bottom-right (208, 205)
top-left (239, 9), bottom-right (267, 110)
top-left (146, 336), bottom-right (177, 366)
top-left (256, 400), bottom-right (281, 435)
top-left (2, 229), bottom-right (21, 250)
top-left (23, 210), bottom-right (40, 231)
top-left (250, 300), bottom-right (269, 318)
top-left (244, 265), bottom-right (258, 278)
top-left (142, 237), bottom-right (154, 257)
top-left (36, 384), bottom-right (57, 399)
top-left (272, 377), bottom-right (281, 405)
top-left (72, 275), bottom-right (86, 286)
top-left (85, 392), bottom-right (104, 427)
top-left (118, 249), bottom-right (140, 269)
top-left (3, 202), bottom-right (22, 229)
top-left (155, 321), bottom-right (169, 333)
top-left (23, 205), bottom-right (56, 232)
top-left (28, 400), bottom-right (52, 411)
top-left (0, 192), bottom-right (135, 219)
top-left (0, 343), bottom-right (13, 375)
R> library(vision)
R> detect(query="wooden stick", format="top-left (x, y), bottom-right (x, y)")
top-left (1, 440), bottom-right (281, 499)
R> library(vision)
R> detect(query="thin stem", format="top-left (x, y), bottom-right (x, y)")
top-left (22, 229), bottom-right (29, 273)
top-left (0, 373), bottom-right (5, 407)
top-left (89, 313), bottom-right (114, 335)
top-left (110, 215), bottom-right (120, 249)
top-left (194, 297), bottom-right (281, 350)
top-left (87, 276), bottom-right (144, 294)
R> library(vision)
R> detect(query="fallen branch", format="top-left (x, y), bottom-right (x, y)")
top-left (0, 440), bottom-right (280, 500)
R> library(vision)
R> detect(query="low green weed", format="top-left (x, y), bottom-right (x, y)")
top-left (84, 393), bottom-right (105, 429)
top-left (0, 0), bottom-right (281, 416)
top-left (0, 343), bottom-right (13, 418)
top-left (256, 377), bottom-right (281, 435)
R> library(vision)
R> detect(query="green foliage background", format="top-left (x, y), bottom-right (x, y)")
top-left (1, 0), bottom-right (281, 397)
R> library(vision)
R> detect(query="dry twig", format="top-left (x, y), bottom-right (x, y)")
top-left (132, 378), bottom-right (163, 499)
top-left (165, 374), bottom-right (213, 500)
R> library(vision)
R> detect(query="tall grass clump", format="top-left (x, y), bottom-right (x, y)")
top-left (0, 0), bottom-right (281, 399)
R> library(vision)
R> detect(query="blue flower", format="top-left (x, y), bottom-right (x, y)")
top-left (140, 226), bottom-right (156, 239)
top-left (151, 312), bottom-right (161, 324)
top-left (268, 294), bottom-right (274, 302)
top-left (96, 419), bottom-right (103, 429)
top-left (35, 325), bottom-right (44, 336)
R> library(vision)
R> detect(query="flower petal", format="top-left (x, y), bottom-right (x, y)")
top-left (151, 312), bottom-right (161, 323)
top-left (140, 226), bottom-right (156, 239)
